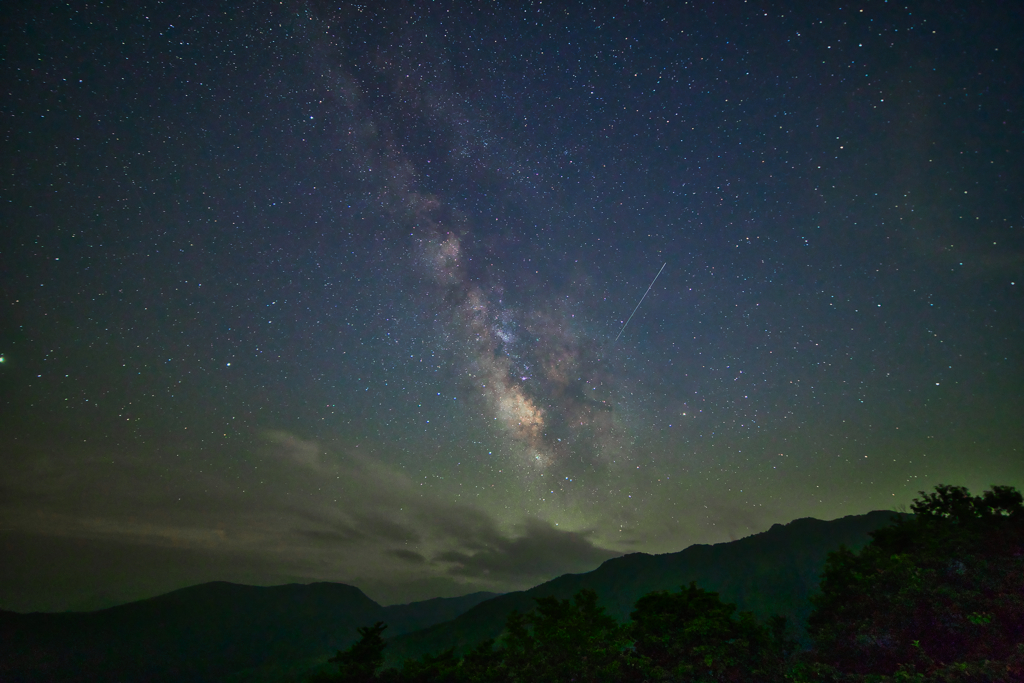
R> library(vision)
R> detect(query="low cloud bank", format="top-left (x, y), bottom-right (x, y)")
top-left (0, 431), bottom-right (622, 611)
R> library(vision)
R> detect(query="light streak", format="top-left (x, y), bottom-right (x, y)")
top-left (614, 263), bottom-right (666, 343)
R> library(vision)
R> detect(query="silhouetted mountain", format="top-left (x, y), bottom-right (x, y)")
top-left (0, 511), bottom-right (899, 681)
top-left (0, 582), bottom-right (496, 683)
top-left (385, 510), bottom-right (900, 664)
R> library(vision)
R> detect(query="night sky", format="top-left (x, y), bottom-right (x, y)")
top-left (2, 0), bottom-right (1022, 613)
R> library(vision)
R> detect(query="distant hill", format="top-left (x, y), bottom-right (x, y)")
top-left (385, 510), bottom-right (900, 664)
top-left (0, 582), bottom-right (496, 683)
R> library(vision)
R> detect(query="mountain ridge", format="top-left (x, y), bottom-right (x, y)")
top-left (384, 510), bottom-right (901, 663)
top-left (1, 510), bottom-right (901, 681)
top-left (0, 582), bottom-right (497, 683)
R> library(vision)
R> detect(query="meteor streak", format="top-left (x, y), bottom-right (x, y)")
top-left (614, 262), bottom-right (666, 343)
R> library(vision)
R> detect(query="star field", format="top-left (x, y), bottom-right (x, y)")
top-left (1, 0), bottom-right (1022, 612)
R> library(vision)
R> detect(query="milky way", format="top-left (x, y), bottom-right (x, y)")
top-left (419, 227), bottom-right (622, 473)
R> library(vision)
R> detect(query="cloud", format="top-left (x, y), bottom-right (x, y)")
top-left (264, 430), bottom-right (323, 470)
top-left (295, 527), bottom-right (366, 545)
top-left (0, 429), bottom-right (625, 610)
top-left (260, 435), bottom-right (622, 582)
top-left (386, 549), bottom-right (427, 564)
top-left (434, 517), bottom-right (620, 579)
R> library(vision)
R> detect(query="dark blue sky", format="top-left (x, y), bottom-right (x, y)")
top-left (2, 0), bottom-right (1022, 611)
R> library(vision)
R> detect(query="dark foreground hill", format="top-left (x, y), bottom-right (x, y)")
top-left (385, 510), bottom-right (899, 665)
top-left (0, 582), bottom-right (496, 683)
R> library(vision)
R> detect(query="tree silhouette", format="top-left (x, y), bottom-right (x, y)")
top-left (630, 582), bottom-right (792, 682)
top-left (457, 639), bottom-right (506, 683)
top-left (502, 589), bottom-right (628, 683)
top-left (808, 484), bottom-right (1024, 679)
top-left (394, 647), bottom-right (461, 683)
top-left (314, 621), bottom-right (389, 683)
